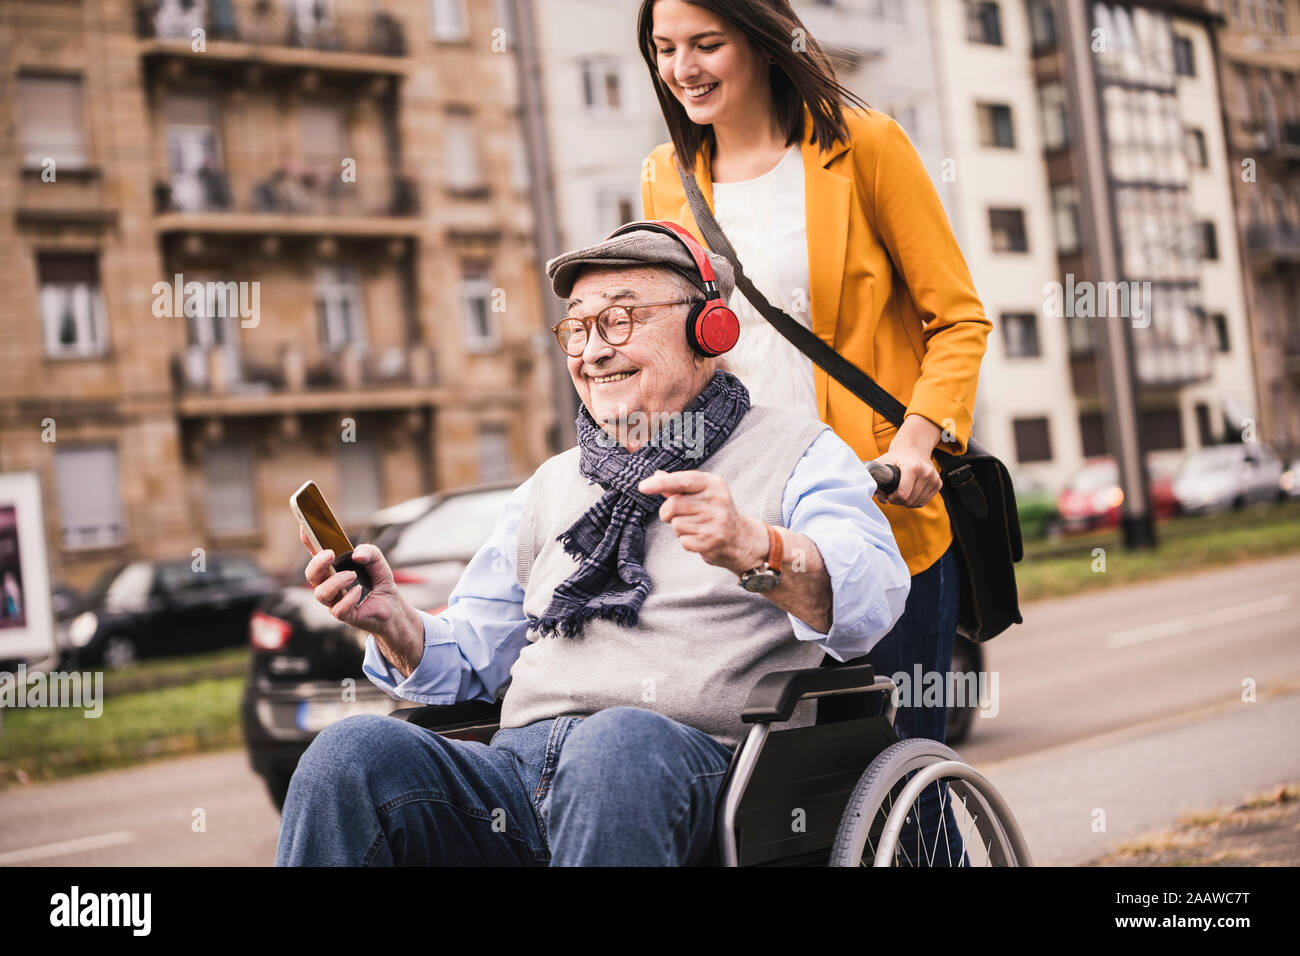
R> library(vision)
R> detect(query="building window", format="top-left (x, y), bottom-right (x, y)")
top-left (461, 266), bottom-right (499, 352)
top-left (1198, 221), bottom-right (1219, 260)
top-left (596, 191), bottom-right (637, 237)
top-left (1195, 403), bottom-right (1220, 446)
top-left (299, 102), bottom-right (349, 174)
top-left (478, 424), bottom-right (511, 482)
top-left (966, 1), bottom-right (1003, 45)
top-left (1027, 0), bottom-right (1056, 52)
top-left (1172, 34), bottom-right (1195, 77)
top-left (444, 112), bottom-right (485, 193)
top-left (1078, 412), bottom-right (1106, 458)
top-left (977, 103), bottom-right (1016, 148)
top-left (38, 253), bottom-right (108, 358)
top-left (166, 94), bottom-right (225, 213)
top-left (1001, 312), bottom-right (1041, 358)
top-left (494, 0), bottom-right (514, 41)
top-left (1185, 127), bottom-right (1208, 168)
top-left (430, 0), bottom-right (469, 41)
top-left (1038, 82), bottom-right (1070, 151)
top-left (1209, 312), bottom-right (1230, 352)
top-left (580, 58), bottom-right (623, 112)
top-left (55, 444), bottom-right (124, 549)
top-left (338, 438), bottom-right (383, 524)
top-left (1051, 184), bottom-right (1082, 255)
top-left (989, 208), bottom-right (1028, 253)
top-left (1066, 313), bottom-right (1094, 357)
top-left (314, 264), bottom-right (367, 350)
top-left (17, 75), bottom-right (88, 169)
top-left (1141, 408), bottom-right (1184, 451)
top-left (204, 443), bottom-right (257, 535)
top-left (1013, 417), bottom-right (1053, 463)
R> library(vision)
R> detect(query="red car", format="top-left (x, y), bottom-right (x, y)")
top-left (1055, 457), bottom-right (1178, 534)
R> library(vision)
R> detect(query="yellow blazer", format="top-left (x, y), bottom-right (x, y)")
top-left (641, 106), bottom-right (992, 576)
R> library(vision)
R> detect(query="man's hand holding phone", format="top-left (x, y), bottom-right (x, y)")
top-left (300, 527), bottom-right (425, 679)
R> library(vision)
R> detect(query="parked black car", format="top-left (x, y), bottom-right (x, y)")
top-left (61, 554), bottom-right (277, 668)
top-left (242, 481), bottom-right (519, 810)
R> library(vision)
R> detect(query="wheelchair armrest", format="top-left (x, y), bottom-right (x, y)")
top-left (740, 664), bottom-right (878, 724)
top-left (389, 699), bottom-right (502, 730)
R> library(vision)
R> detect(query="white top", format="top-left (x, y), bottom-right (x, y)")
top-left (711, 144), bottom-right (819, 421)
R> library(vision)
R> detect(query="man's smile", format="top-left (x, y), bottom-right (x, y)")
top-left (590, 369), bottom-right (640, 385)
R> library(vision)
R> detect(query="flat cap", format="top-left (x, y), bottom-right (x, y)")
top-left (546, 225), bottom-right (735, 302)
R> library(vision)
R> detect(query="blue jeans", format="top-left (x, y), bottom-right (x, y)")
top-left (865, 544), bottom-right (967, 866)
top-left (274, 706), bottom-right (735, 866)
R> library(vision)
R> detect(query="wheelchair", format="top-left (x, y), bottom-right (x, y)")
top-left (390, 659), bottom-right (1032, 867)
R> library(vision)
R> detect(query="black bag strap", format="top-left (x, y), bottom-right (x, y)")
top-left (675, 159), bottom-right (986, 469)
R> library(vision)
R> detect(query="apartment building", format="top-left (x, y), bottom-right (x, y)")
top-left (0, 0), bottom-right (555, 588)
top-left (918, 0), bottom-right (1257, 490)
top-left (1211, 0), bottom-right (1300, 455)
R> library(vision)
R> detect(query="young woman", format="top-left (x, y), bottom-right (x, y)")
top-left (636, 0), bottom-right (993, 858)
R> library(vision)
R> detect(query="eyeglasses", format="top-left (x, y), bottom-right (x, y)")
top-left (551, 300), bottom-right (698, 357)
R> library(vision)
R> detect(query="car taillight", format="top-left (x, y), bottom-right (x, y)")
top-left (391, 570), bottom-right (425, 585)
top-left (250, 611), bottom-right (293, 651)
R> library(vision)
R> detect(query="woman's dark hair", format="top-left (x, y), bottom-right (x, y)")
top-left (636, 0), bottom-right (869, 167)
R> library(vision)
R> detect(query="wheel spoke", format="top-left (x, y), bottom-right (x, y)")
top-left (834, 740), bottom-right (1028, 868)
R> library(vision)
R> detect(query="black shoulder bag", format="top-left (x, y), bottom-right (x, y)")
top-left (676, 162), bottom-right (1023, 642)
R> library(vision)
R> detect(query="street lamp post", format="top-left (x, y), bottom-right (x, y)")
top-left (1058, 0), bottom-right (1157, 549)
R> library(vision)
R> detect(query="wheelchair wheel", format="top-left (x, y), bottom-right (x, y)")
top-left (829, 737), bottom-right (1032, 867)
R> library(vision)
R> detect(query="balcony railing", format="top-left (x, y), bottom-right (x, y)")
top-left (154, 168), bottom-right (419, 218)
top-left (171, 342), bottom-right (436, 396)
top-left (1246, 223), bottom-right (1300, 261)
top-left (135, 0), bottom-right (407, 57)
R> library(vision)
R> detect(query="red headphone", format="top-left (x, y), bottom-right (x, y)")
top-left (605, 220), bottom-right (740, 357)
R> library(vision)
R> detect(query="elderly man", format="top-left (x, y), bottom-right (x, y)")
top-left (275, 223), bottom-right (911, 867)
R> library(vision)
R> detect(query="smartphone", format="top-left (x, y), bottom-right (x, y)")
top-left (290, 480), bottom-right (372, 606)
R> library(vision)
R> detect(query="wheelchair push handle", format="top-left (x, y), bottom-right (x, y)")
top-left (866, 460), bottom-right (901, 497)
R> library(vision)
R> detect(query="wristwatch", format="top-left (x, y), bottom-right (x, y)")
top-left (739, 525), bottom-right (783, 593)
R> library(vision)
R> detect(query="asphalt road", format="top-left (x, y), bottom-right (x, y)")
top-left (2, 553), bottom-right (1297, 867)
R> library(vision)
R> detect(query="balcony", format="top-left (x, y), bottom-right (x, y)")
top-left (1282, 123), bottom-right (1300, 162)
top-left (135, 0), bottom-right (408, 77)
top-left (171, 341), bottom-right (443, 416)
top-left (15, 166), bottom-right (117, 230)
top-left (1245, 223), bottom-right (1300, 266)
top-left (153, 167), bottom-right (420, 238)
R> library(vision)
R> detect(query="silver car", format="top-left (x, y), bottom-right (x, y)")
top-left (1172, 444), bottom-right (1285, 514)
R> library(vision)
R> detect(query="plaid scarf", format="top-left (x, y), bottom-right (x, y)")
top-left (528, 370), bottom-right (751, 638)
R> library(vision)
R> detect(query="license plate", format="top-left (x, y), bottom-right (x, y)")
top-left (295, 697), bottom-right (396, 732)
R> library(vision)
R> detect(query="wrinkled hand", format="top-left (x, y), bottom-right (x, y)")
top-left (300, 526), bottom-right (417, 646)
top-left (637, 470), bottom-right (767, 576)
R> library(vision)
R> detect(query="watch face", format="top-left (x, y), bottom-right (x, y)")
top-left (741, 570), bottom-right (781, 593)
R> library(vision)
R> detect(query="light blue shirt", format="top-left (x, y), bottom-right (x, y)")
top-left (364, 429), bottom-right (912, 706)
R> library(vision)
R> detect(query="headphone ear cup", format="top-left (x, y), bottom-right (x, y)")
top-left (688, 301), bottom-right (740, 357)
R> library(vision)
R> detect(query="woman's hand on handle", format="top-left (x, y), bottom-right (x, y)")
top-left (300, 527), bottom-right (425, 678)
top-left (876, 414), bottom-right (944, 509)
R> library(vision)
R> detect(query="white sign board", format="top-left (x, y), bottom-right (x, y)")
top-left (0, 472), bottom-right (57, 664)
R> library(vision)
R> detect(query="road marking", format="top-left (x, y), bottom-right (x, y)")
top-left (1107, 594), bottom-right (1293, 648)
top-left (0, 830), bottom-right (137, 865)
